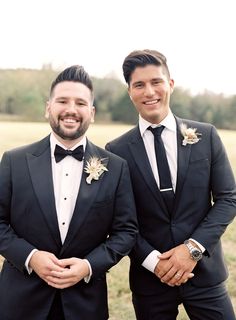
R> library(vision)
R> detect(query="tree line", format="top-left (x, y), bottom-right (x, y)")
top-left (0, 68), bottom-right (235, 129)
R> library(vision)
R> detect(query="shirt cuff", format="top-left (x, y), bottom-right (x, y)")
top-left (25, 249), bottom-right (38, 274)
top-left (83, 259), bottom-right (92, 283)
top-left (189, 238), bottom-right (205, 253)
top-left (141, 250), bottom-right (161, 273)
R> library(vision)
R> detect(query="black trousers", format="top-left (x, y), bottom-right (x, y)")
top-left (132, 281), bottom-right (236, 320)
top-left (47, 291), bottom-right (65, 320)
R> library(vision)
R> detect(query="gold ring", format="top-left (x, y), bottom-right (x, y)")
top-left (175, 272), bottom-right (181, 278)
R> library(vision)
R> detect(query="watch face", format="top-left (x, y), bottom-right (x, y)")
top-left (191, 249), bottom-right (202, 261)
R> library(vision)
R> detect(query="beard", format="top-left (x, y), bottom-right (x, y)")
top-left (49, 115), bottom-right (91, 141)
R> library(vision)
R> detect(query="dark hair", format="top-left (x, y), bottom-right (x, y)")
top-left (50, 65), bottom-right (94, 99)
top-left (122, 49), bottom-right (170, 85)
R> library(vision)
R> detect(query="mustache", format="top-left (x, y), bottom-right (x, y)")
top-left (59, 113), bottom-right (82, 121)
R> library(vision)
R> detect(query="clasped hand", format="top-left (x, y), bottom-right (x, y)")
top-left (154, 244), bottom-right (196, 286)
top-left (29, 251), bottom-right (90, 289)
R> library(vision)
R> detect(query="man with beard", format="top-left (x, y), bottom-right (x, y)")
top-left (0, 65), bottom-right (138, 320)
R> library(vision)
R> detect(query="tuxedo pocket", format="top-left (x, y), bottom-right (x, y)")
top-left (186, 158), bottom-right (210, 187)
top-left (91, 198), bottom-right (113, 208)
top-left (189, 157), bottom-right (209, 164)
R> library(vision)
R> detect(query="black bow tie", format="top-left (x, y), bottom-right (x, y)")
top-left (54, 144), bottom-right (84, 163)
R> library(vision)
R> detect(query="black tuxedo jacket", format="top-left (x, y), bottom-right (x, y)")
top-left (0, 136), bottom-right (138, 320)
top-left (106, 116), bottom-right (236, 295)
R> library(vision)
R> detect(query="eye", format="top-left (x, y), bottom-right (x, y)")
top-left (152, 80), bottom-right (161, 85)
top-left (57, 99), bottom-right (67, 104)
top-left (133, 83), bottom-right (143, 89)
top-left (152, 78), bottom-right (165, 86)
top-left (76, 101), bottom-right (87, 106)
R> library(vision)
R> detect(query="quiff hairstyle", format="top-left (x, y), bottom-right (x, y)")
top-left (49, 65), bottom-right (94, 102)
top-left (122, 49), bottom-right (171, 85)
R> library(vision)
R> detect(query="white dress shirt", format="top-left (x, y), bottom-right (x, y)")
top-left (50, 133), bottom-right (85, 244)
top-left (140, 112), bottom-right (204, 273)
top-left (26, 133), bottom-right (92, 280)
top-left (139, 111), bottom-right (178, 192)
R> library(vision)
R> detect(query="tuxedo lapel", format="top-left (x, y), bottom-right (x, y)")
top-left (61, 140), bottom-right (109, 254)
top-left (27, 136), bottom-right (62, 247)
top-left (129, 126), bottom-right (168, 214)
top-left (173, 117), bottom-right (192, 212)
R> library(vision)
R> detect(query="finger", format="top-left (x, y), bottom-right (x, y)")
top-left (159, 250), bottom-right (173, 260)
top-left (50, 269), bottom-right (72, 279)
top-left (176, 273), bottom-right (195, 286)
top-left (174, 272), bottom-right (182, 280)
top-left (46, 275), bottom-right (74, 285)
top-left (47, 259), bottom-right (65, 272)
top-left (156, 263), bottom-right (173, 278)
top-left (160, 268), bottom-right (179, 283)
top-left (59, 258), bottom-right (75, 267)
top-left (47, 281), bottom-right (71, 289)
top-left (165, 271), bottom-right (185, 286)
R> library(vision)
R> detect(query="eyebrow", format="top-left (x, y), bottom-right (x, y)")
top-left (132, 77), bottom-right (164, 86)
top-left (55, 96), bottom-right (88, 102)
top-left (132, 81), bottom-right (143, 86)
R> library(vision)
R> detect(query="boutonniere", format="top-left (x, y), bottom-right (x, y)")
top-left (84, 157), bottom-right (108, 184)
top-left (180, 123), bottom-right (201, 146)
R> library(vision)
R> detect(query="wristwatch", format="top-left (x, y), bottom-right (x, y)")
top-left (184, 240), bottom-right (202, 261)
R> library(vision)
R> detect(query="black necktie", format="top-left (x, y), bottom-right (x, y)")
top-left (54, 144), bottom-right (84, 163)
top-left (148, 125), bottom-right (174, 214)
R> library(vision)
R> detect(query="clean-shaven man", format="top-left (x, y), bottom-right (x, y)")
top-left (106, 49), bottom-right (236, 319)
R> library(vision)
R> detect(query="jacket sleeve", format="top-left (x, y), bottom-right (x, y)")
top-left (106, 142), bottom-right (155, 265)
top-left (85, 160), bottom-right (138, 277)
top-left (0, 152), bottom-right (35, 272)
top-left (191, 126), bottom-right (236, 255)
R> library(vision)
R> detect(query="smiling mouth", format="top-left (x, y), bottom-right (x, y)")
top-left (144, 99), bottom-right (161, 105)
top-left (60, 116), bottom-right (80, 123)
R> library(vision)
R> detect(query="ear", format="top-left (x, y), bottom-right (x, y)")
top-left (90, 106), bottom-right (96, 123)
top-left (169, 79), bottom-right (174, 94)
top-left (45, 101), bottom-right (50, 119)
top-left (128, 87), bottom-right (133, 101)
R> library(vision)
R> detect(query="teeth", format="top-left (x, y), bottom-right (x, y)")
top-left (63, 118), bottom-right (77, 123)
top-left (145, 100), bottom-right (159, 105)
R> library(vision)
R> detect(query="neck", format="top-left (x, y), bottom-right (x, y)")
top-left (53, 132), bottom-right (84, 149)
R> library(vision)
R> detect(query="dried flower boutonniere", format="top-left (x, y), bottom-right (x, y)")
top-left (84, 157), bottom-right (108, 184)
top-left (180, 123), bottom-right (201, 146)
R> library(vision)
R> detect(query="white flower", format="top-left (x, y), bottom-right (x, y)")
top-left (180, 123), bottom-right (201, 146)
top-left (84, 157), bottom-right (108, 184)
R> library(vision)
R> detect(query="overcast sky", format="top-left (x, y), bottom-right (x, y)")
top-left (1, 0), bottom-right (236, 95)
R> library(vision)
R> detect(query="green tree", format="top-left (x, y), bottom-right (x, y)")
top-left (110, 92), bottom-right (138, 124)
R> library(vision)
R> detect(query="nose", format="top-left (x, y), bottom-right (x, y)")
top-left (66, 101), bottom-right (77, 112)
top-left (144, 84), bottom-right (155, 97)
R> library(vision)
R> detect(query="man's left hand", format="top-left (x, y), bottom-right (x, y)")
top-left (157, 244), bottom-right (197, 286)
top-left (46, 258), bottom-right (90, 289)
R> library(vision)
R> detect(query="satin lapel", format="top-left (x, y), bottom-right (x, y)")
top-left (27, 137), bottom-right (61, 247)
top-left (173, 117), bottom-right (192, 212)
top-left (61, 140), bottom-right (108, 254)
top-left (129, 126), bottom-right (168, 214)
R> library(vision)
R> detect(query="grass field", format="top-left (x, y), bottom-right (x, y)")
top-left (0, 121), bottom-right (236, 319)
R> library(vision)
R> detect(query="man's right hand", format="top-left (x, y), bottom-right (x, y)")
top-left (154, 258), bottom-right (194, 286)
top-left (29, 251), bottom-right (65, 283)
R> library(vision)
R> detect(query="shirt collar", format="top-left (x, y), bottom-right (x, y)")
top-left (139, 111), bottom-right (176, 137)
top-left (50, 133), bottom-right (87, 158)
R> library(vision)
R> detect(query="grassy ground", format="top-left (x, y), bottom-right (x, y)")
top-left (0, 121), bottom-right (236, 319)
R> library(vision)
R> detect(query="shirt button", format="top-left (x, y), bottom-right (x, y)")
top-left (62, 222), bottom-right (65, 225)
top-left (64, 197), bottom-right (67, 200)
